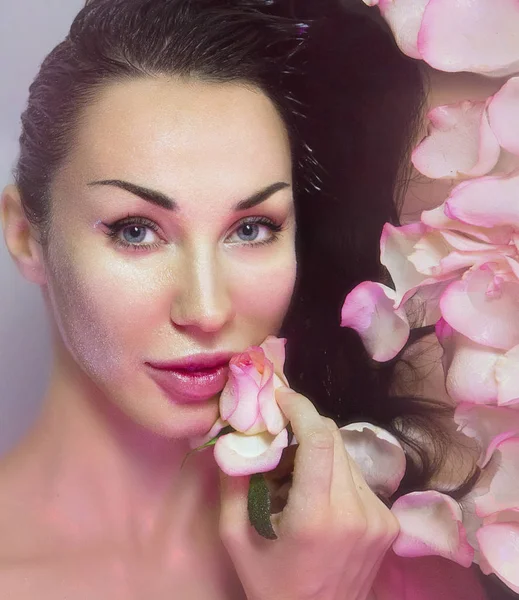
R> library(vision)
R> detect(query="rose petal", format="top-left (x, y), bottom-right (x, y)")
top-left (341, 282), bottom-right (410, 362)
top-left (213, 429), bottom-right (288, 476)
top-left (220, 362), bottom-right (263, 432)
top-left (436, 320), bottom-right (501, 406)
top-left (488, 77), bottom-right (519, 157)
top-left (440, 264), bottom-right (519, 350)
top-left (421, 203), bottom-right (513, 246)
top-left (391, 491), bottom-right (474, 567)
top-left (477, 522), bottom-right (519, 593)
top-left (375, 0), bottom-right (429, 59)
top-left (380, 222), bottom-right (429, 306)
top-left (339, 422), bottom-right (406, 497)
top-left (474, 436), bottom-right (519, 517)
top-left (454, 403), bottom-right (519, 467)
top-left (407, 231), bottom-right (453, 276)
top-left (446, 170), bottom-right (519, 230)
top-left (412, 102), bottom-right (500, 179)
top-left (495, 343), bottom-right (519, 406)
top-left (418, 0), bottom-right (519, 77)
top-left (259, 336), bottom-right (289, 386)
top-left (257, 360), bottom-right (288, 436)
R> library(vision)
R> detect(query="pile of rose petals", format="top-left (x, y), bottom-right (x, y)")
top-left (340, 0), bottom-right (519, 593)
top-left (363, 0), bottom-right (519, 78)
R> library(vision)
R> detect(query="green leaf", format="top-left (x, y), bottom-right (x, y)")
top-left (248, 473), bottom-right (278, 540)
top-left (180, 425), bottom-right (235, 471)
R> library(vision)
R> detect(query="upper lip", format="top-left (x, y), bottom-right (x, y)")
top-left (146, 352), bottom-right (236, 371)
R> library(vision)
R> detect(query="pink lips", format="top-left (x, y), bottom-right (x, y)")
top-left (146, 353), bottom-right (234, 404)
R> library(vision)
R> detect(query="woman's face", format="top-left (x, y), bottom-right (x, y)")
top-left (44, 77), bottom-right (296, 438)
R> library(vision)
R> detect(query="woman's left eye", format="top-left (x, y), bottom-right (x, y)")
top-left (102, 215), bottom-right (284, 252)
top-left (226, 217), bottom-right (284, 247)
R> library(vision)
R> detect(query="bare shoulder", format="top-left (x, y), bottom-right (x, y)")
top-left (372, 551), bottom-right (489, 600)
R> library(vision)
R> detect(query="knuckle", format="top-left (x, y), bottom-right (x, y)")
top-left (218, 522), bottom-right (243, 547)
top-left (384, 510), bottom-right (401, 541)
top-left (347, 514), bottom-right (369, 539)
top-left (306, 428), bottom-right (334, 451)
top-left (364, 510), bottom-right (400, 547)
top-left (334, 511), bottom-right (368, 540)
top-left (321, 416), bottom-right (338, 432)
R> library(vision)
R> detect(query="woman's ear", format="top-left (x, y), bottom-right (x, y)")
top-left (1, 185), bottom-right (47, 286)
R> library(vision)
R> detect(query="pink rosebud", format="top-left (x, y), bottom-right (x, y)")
top-left (219, 337), bottom-right (288, 436)
top-left (214, 336), bottom-right (290, 476)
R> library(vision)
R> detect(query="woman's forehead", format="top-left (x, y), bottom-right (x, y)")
top-left (68, 77), bottom-right (292, 178)
top-left (52, 76), bottom-right (293, 217)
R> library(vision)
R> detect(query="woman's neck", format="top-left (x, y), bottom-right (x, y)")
top-left (1, 345), bottom-right (222, 558)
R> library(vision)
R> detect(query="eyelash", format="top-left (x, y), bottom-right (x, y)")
top-left (102, 214), bottom-right (285, 252)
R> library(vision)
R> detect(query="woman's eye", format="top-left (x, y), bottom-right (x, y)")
top-left (103, 216), bottom-right (284, 252)
top-left (103, 217), bottom-right (162, 251)
top-left (227, 218), bottom-right (283, 247)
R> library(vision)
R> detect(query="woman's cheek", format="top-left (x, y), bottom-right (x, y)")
top-left (231, 250), bottom-right (297, 326)
top-left (45, 249), bottom-right (158, 384)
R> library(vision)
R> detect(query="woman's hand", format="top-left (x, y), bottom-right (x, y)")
top-left (218, 387), bottom-right (400, 600)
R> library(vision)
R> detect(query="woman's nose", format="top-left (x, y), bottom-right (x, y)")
top-left (170, 251), bottom-right (234, 333)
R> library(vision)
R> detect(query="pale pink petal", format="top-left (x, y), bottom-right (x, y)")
top-left (257, 359), bottom-right (288, 436)
top-left (412, 102), bottom-right (500, 179)
top-left (478, 512), bottom-right (519, 574)
top-left (477, 523), bottom-right (519, 593)
top-left (391, 491), bottom-right (474, 567)
top-left (496, 344), bottom-right (519, 406)
top-left (437, 250), bottom-right (513, 278)
top-left (407, 231), bottom-right (453, 276)
top-left (474, 436), bottom-right (519, 517)
top-left (418, 0), bottom-right (519, 77)
top-left (446, 171), bottom-right (519, 230)
top-left (339, 423), bottom-right (406, 497)
top-left (488, 77), bottom-right (519, 157)
top-left (436, 320), bottom-right (501, 406)
top-left (220, 360), bottom-right (262, 432)
top-left (421, 203), bottom-right (513, 245)
top-left (341, 282), bottom-right (410, 362)
top-left (400, 283), bottom-right (440, 329)
top-left (376, 0), bottom-right (429, 59)
top-left (380, 222), bottom-right (429, 306)
top-left (259, 336), bottom-right (289, 386)
top-left (505, 256), bottom-right (519, 280)
top-left (440, 230), bottom-right (506, 253)
top-left (213, 429), bottom-right (288, 476)
top-left (454, 404), bottom-right (519, 467)
top-left (440, 264), bottom-right (519, 350)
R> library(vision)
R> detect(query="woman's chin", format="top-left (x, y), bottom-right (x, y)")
top-left (117, 390), bottom-right (221, 440)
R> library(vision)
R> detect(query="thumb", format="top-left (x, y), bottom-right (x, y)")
top-left (219, 470), bottom-right (252, 541)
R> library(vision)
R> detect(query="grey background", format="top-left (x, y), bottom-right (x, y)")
top-left (0, 0), bottom-right (84, 456)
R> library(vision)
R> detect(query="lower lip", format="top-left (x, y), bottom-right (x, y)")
top-left (146, 364), bottom-right (229, 404)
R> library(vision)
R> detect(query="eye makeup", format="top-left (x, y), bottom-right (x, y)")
top-left (99, 214), bottom-right (286, 252)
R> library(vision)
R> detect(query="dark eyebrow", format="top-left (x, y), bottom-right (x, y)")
top-left (87, 180), bottom-right (291, 212)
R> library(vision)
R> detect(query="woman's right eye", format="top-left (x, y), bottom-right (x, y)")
top-left (102, 216), bottom-right (163, 252)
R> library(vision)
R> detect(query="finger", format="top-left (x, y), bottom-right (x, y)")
top-left (218, 471), bottom-right (251, 545)
top-left (275, 387), bottom-right (335, 527)
top-left (321, 417), bottom-right (361, 512)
